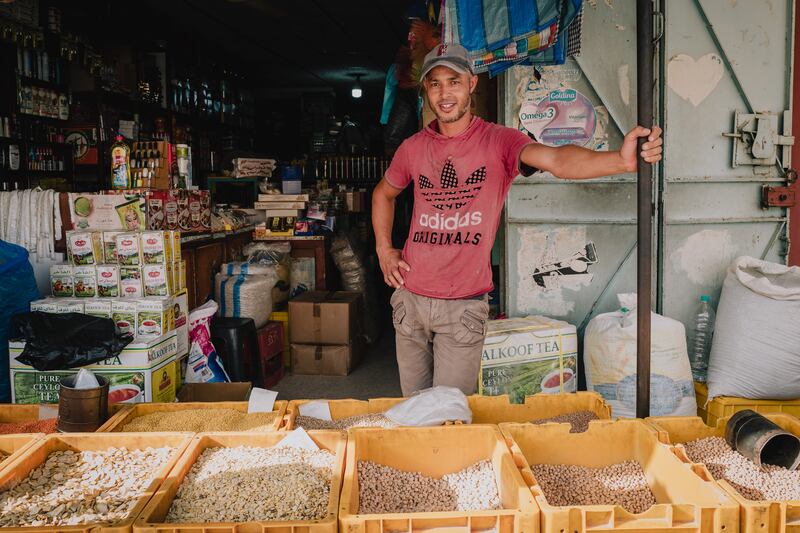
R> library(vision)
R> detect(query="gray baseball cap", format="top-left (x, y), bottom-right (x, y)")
top-left (420, 43), bottom-right (474, 79)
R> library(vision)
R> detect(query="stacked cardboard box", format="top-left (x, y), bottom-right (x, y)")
top-left (288, 291), bottom-right (363, 376)
top-left (254, 193), bottom-right (310, 237)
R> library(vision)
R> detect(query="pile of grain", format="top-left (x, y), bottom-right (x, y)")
top-left (121, 409), bottom-right (278, 432)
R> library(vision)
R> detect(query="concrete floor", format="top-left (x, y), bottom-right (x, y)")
top-left (273, 328), bottom-right (402, 400)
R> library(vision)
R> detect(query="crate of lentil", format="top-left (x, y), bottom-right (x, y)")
top-left (98, 401), bottom-right (288, 433)
top-left (501, 419), bottom-right (738, 533)
top-left (647, 413), bottom-right (800, 533)
top-left (134, 430), bottom-right (346, 533)
top-left (467, 392), bottom-right (611, 432)
top-left (0, 432), bottom-right (193, 532)
top-left (0, 405), bottom-right (60, 435)
top-left (283, 398), bottom-right (407, 430)
top-left (339, 425), bottom-right (538, 533)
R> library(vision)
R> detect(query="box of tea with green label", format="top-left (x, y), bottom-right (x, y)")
top-left (479, 316), bottom-right (578, 403)
top-left (9, 331), bottom-right (178, 404)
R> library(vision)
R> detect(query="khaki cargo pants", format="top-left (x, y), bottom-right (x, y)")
top-left (390, 287), bottom-right (489, 396)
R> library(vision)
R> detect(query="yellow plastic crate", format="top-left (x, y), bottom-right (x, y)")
top-left (134, 431), bottom-right (346, 533)
top-left (339, 425), bottom-right (539, 533)
top-left (468, 392), bottom-right (611, 424)
top-left (648, 413), bottom-right (800, 533)
top-left (282, 398), bottom-right (406, 430)
top-left (269, 310), bottom-right (290, 368)
top-left (98, 401), bottom-right (288, 432)
top-left (501, 419), bottom-right (738, 533)
top-left (695, 381), bottom-right (800, 426)
top-left (0, 433), bottom-right (44, 471)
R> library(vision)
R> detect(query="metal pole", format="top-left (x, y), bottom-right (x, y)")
top-left (636, 0), bottom-right (654, 419)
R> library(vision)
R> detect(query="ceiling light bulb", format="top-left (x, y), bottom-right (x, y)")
top-left (352, 75), bottom-right (362, 98)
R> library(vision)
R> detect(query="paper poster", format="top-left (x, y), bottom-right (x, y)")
top-left (519, 88), bottom-right (596, 147)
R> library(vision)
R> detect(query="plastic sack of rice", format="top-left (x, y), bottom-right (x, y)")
top-left (214, 271), bottom-right (277, 328)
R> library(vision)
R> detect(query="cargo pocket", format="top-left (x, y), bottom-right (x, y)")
top-left (453, 309), bottom-right (487, 345)
top-left (392, 301), bottom-right (414, 337)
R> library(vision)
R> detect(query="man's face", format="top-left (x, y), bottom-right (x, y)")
top-left (424, 66), bottom-right (477, 124)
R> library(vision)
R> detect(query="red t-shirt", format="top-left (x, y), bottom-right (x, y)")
top-left (384, 117), bottom-right (533, 299)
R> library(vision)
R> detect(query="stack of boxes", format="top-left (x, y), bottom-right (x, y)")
top-left (288, 291), bottom-right (363, 376)
top-left (254, 193), bottom-right (309, 237)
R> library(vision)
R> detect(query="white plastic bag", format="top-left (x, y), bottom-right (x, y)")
top-left (290, 257), bottom-right (315, 298)
top-left (215, 271), bottom-right (277, 329)
top-left (186, 300), bottom-right (229, 383)
top-left (707, 256), bottom-right (800, 400)
top-left (584, 294), bottom-right (696, 418)
top-left (384, 386), bottom-right (472, 426)
top-left (73, 369), bottom-right (100, 389)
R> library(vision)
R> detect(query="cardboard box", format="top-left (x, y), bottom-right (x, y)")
top-left (116, 232), bottom-right (141, 266)
top-left (479, 316), bottom-right (578, 403)
top-left (30, 299), bottom-right (59, 313)
top-left (282, 179), bottom-right (302, 195)
top-left (289, 291), bottom-right (362, 345)
top-left (258, 193), bottom-right (309, 202)
top-left (233, 158), bottom-right (275, 178)
top-left (269, 310), bottom-right (290, 368)
top-left (141, 230), bottom-right (171, 264)
top-left (170, 230), bottom-right (181, 261)
top-left (102, 231), bottom-right (123, 263)
top-left (10, 332), bottom-right (178, 404)
top-left (111, 300), bottom-right (138, 335)
top-left (84, 299), bottom-right (113, 319)
top-left (50, 265), bottom-right (73, 297)
top-left (96, 265), bottom-right (120, 298)
top-left (136, 298), bottom-right (173, 338)
top-left (72, 265), bottom-right (97, 298)
top-left (177, 382), bottom-right (252, 402)
top-left (143, 263), bottom-right (169, 297)
top-left (56, 299), bottom-right (84, 314)
top-left (120, 266), bottom-right (143, 298)
top-left (67, 230), bottom-right (102, 266)
top-left (291, 342), bottom-right (362, 376)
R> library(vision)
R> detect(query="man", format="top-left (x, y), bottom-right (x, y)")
top-left (373, 44), bottom-right (663, 396)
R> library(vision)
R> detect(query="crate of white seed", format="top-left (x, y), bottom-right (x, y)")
top-left (0, 432), bottom-right (193, 533)
top-left (283, 398), bottom-right (409, 430)
top-left (134, 431), bottom-right (346, 533)
top-left (480, 316), bottom-right (578, 403)
top-left (500, 419), bottom-right (738, 533)
top-left (339, 425), bottom-right (538, 533)
top-left (647, 413), bottom-right (800, 533)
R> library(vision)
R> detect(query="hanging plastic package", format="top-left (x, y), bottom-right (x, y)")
top-left (0, 240), bottom-right (40, 401)
top-left (384, 386), bottom-right (472, 426)
top-left (12, 312), bottom-right (133, 371)
top-left (186, 300), bottom-right (230, 383)
top-left (584, 293), bottom-right (697, 418)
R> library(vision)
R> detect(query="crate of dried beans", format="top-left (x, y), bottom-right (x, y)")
top-left (339, 425), bottom-right (538, 533)
top-left (0, 434), bottom-right (43, 472)
top-left (283, 398), bottom-right (406, 430)
top-left (0, 432), bottom-right (192, 532)
top-left (98, 401), bottom-right (288, 432)
top-left (501, 419), bottom-right (738, 533)
top-left (648, 413), bottom-right (800, 533)
top-left (467, 392), bottom-right (611, 432)
top-left (133, 430), bottom-right (346, 533)
top-left (0, 405), bottom-right (59, 435)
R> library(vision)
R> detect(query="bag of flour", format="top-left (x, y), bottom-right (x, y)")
top-left (707, 256), bottom-right (800, 400)
top-left (584, 294), bottom-right (696, 418)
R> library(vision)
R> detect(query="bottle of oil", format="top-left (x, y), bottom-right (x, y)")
top-left (111, 135), bottom-right (131, 189)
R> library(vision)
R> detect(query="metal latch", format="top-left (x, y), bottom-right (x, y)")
top-left (761, 185), bottom-right (796, 208)
top-left (724, 111), bottom-right (794, 174)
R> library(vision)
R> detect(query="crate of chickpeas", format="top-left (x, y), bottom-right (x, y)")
top-left (502, 419), bottom-right (739, 533)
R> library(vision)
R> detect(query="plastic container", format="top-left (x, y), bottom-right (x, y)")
top-left (648, 413), bottom-right (800, 533)
top-left (688, 295), bottom-right (715, 382)
top-left (0, 433), bottom-right (44, 470)
top-left (0, 432), bottom-right (193, 533)
top-left (282, 398), bottom-right (406, 430)
top-left (98, 400), bottom-right (288, 432)
top-left (339, 425), bottom-right (538, 533)
top-left (0, 405), bottom-right (56, 426)
top-left (501, 419), bottom-right (738, 533)
top-left (695, 381), bottom-right (800, 426)
top-left (467, 392), bottom-right (611, 424)
top-left (134, 431), bottom-right (346, 533)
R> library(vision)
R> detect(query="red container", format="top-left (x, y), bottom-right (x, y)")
top-left (257, 322), bottom-right (284, 388)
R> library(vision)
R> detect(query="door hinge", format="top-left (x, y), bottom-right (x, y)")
top-left (761, 185), bottom-right (796, 208)
top-left (723, 110), bottom-right (794, 174)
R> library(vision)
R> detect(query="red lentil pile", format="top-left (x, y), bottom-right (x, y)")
top-left (0, 418), bottom-right (58, 434)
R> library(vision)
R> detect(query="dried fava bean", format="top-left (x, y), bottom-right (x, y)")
top-left (532, 460), bottom-right (656, 514)
top-left (296, 413), bottom-right (397, 430)
top-left (684, 436), bottom-right (800, 501)
top-left (165, 445), bottom-right (335, 523)
top-left (531, 411), bottom-right (599, 433)
top-left (0, 446), bottom-right (174, 527)
top-left (357, 460), bottom-right (500, 514)
top-left (121, 409), bottom-right (277, 432)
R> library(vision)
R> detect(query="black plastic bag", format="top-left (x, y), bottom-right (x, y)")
top-left (11, 312), bottom-right (134, 371)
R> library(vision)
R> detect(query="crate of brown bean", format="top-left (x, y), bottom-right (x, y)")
top-left (99, 401), bottom-right (288, 432)
top-left (501, 419), bottom-right (738, 533)
top-left (133, 431), bottom-right (346, 533)
top-left (339, 425), bottom-right (538, 533)
top-left (0, 432), bottom-right (192, 532)
top-left (467, 392), bottom-right (611, 432)
top-left (283, 398), bottom-right (407, 430)
top-left (648, 413), bottom-right (800, 533)
top-left (0, 405), bottom-right (59, 434)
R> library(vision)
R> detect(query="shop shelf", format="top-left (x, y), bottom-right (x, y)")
top-left (339, 425), bottom-right (539, 533)
top-left (98, 401), bottom-right (287, 432)
top-left (0, 432), bottom-right (193, 533)
top-left (501, 419), bottom-right (738, 533)
top-left (467, 392), bottom-right (611, 424)
top-left (282, 398), bottom-right (405, 430)
top-left (648, 413), bottom-right (800, 533)
top-left (695, 381), bottom-right (800, 426)
top-left (134, 430), bottom-right (346, 533)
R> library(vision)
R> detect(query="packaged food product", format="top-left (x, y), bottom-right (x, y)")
top-left (30, 299), bottom-right (59, 313)
top-left (171, 230), bottom-right (182, 261)
top-left (96, 265), bottom-right (120, 298)
top-left (72, 265), bottom-right (98, 298)
top-left (111, 300), bottom-right (137, 335)
top-left (66, 231), bottom-right (101, 265)
top-left (136, 298), bottom-right (172, 337)
top-left (143, 264), bottom-right (169, 297)
top-left (141, 230), bottom-right (170, 264)
top-left (85, 299), bottom-right (113, 318)
top-left (116, 198), bottom-right (145, 230)
top-left (50, 264), bottom-right (73, 297)
top-left (120, 266), bottom-right (143, 298)
top-left (116, 232), bottom-right (141, 266)
top-left (102, 231), bottom-right (123, 263)
top-left (56, 299), bottom-right (84, 314)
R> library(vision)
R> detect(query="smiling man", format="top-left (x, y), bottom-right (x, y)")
top-left (373, 43), bottom-right (662, 396)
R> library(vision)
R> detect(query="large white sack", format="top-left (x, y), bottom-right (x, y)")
top-left (585, 293), bottom-right (696, 418)
top-left (707, 256), bottom-right (800, 400)
top-left (214, 271), bottom-right (277, 329)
